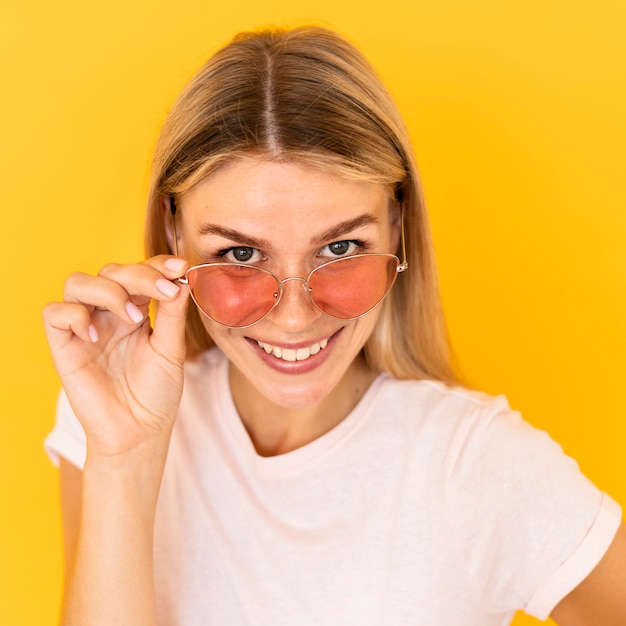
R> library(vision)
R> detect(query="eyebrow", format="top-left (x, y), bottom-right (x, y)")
top-left (197, 224), bottom-right (272, 249)
top-left (197, 213), bottom-right (379, 248)
top-left (310, 214), bottom-right (379, 246)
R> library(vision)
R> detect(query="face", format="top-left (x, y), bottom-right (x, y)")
top-left (174, 157), bottom-right (400, 414)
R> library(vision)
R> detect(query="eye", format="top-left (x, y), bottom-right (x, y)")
top-left (219, 246), bottom-right (263, 264)
top-left (320, 240), bottom-right (363, 258)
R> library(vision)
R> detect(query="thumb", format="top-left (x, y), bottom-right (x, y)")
top-left (150, 286), bottom-right (190, 362)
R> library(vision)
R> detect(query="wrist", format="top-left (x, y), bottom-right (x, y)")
top-left (85, 428), bottom-right (172, 468)
top-left (83, 435), bottom-right (171, 507)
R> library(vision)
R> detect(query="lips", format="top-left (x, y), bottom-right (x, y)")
top-left (256, 338), bottom-right (329, 362)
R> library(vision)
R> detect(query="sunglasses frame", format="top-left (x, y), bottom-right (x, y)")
top-left (169, 200), bottom-right (408, 329)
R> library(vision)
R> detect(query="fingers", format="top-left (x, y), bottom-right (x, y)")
top-left (43, 301), bottom-right (99, 346)
top-left (150, 283), bottom-right (190, 362)
top-left (98, 255), bottom-right (189, 306)
top-left (45, 256), bottom-right (191, 344)
top-left (140, 256), bottom-right (191, 361)
top-left (63, 272), bottom-right (147, 325)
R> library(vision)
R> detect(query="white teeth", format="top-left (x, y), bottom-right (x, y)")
top-left (256, 338), bottom-right (329, 362)
top-left (282, 348), bottom-right (296, 362)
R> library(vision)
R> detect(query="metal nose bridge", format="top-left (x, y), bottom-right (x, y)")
top-left (278, 275), bottom-right (310, 286)
top-left (275, 275), bottom-right (313, 296)
top-left (270, 274), bottom-right (316, 319)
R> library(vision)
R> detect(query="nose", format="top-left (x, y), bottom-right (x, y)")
top-left (268, 276), bottom-right (322, 330)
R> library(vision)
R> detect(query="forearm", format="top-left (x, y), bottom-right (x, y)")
top-left (62, 441), bottom-right (169, 626)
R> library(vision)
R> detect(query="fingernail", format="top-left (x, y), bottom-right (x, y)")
top-left (156, 278), bottom-right (180, 297)
top-left (125, 301), bottom-right (144, 323)
top-left (165, 258), bottom-right (187, 272)
top-left (88, 324), bottom-right (99, 343)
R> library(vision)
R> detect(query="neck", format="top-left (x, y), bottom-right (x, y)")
top-left (228, 354), bottom-right (377, 457)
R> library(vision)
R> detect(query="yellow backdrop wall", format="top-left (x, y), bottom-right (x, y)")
top-left (1, 1), bottom-right (624, 624)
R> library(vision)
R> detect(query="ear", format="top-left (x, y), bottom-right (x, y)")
top-left (161, 195), bottom-right (177, 254)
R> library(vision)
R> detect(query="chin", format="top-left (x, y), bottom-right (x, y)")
top-left (263, 384), bottom-right (332, 410)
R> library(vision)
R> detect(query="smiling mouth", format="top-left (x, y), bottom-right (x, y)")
top-left (256, 338), bottom-right (329, 362)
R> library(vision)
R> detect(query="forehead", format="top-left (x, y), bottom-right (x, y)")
top-left (179, 158), bottom-right (392, 230)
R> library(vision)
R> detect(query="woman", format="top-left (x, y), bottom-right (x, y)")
top-left (43, 27), bottom-right (625, 625)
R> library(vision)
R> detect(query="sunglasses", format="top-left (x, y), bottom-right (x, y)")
top-left (170, 203), bottom-right (408, 329)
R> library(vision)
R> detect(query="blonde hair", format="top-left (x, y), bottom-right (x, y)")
top-left (145, 26), bottom-right (457, 384)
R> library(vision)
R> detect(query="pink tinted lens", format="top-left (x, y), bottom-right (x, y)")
top-left (187, 264), bottom-right (278, 327)
top-left (308, 255), bottom-right (398, 319)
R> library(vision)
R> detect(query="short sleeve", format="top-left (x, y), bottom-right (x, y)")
top-left (445, 397), bottom-right (621, 619)
top-left (44, 388), bottom-right (87, 470)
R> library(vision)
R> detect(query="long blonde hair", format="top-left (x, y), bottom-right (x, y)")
top-left (145, 26), bottom-right (457, 384)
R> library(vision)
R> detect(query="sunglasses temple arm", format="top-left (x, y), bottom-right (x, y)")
top-left (398, 207), bottom-right (409, 271)
top-left (169, 198), bottom-right (190, 285)
top-left (170, 197), bottom-right (181, 258)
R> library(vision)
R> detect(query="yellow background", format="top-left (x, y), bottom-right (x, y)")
top-left (1, 1), bottom-right (624, 624)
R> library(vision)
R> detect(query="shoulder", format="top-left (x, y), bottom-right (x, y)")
top-left (378, 375), bottom-right (506, 410)
top-left (373, 376), bottom-right (580, 485)
top-left (374, 375), bottom-right (514, 436)
top-left (392, 380), bottom-right (623, 619)
top-left (360, 376), bottom-right (533, 483)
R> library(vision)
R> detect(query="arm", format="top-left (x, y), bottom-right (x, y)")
top-left (62, 444), bottom-right (171, 626)
top-left (551, 523), bottom-right (626, 626)
top-left (60, 459), bottom-right (82, 584)
top-left (59, 449), bottom-right (168, 626)
top-left (44, 256), bottom-right (189, 626)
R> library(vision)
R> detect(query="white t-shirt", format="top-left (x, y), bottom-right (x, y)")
top-left (45, 348), bottom-right (621, 626)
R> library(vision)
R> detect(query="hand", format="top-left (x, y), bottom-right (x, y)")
top-left (43, 256), bottom-right (191, 460)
